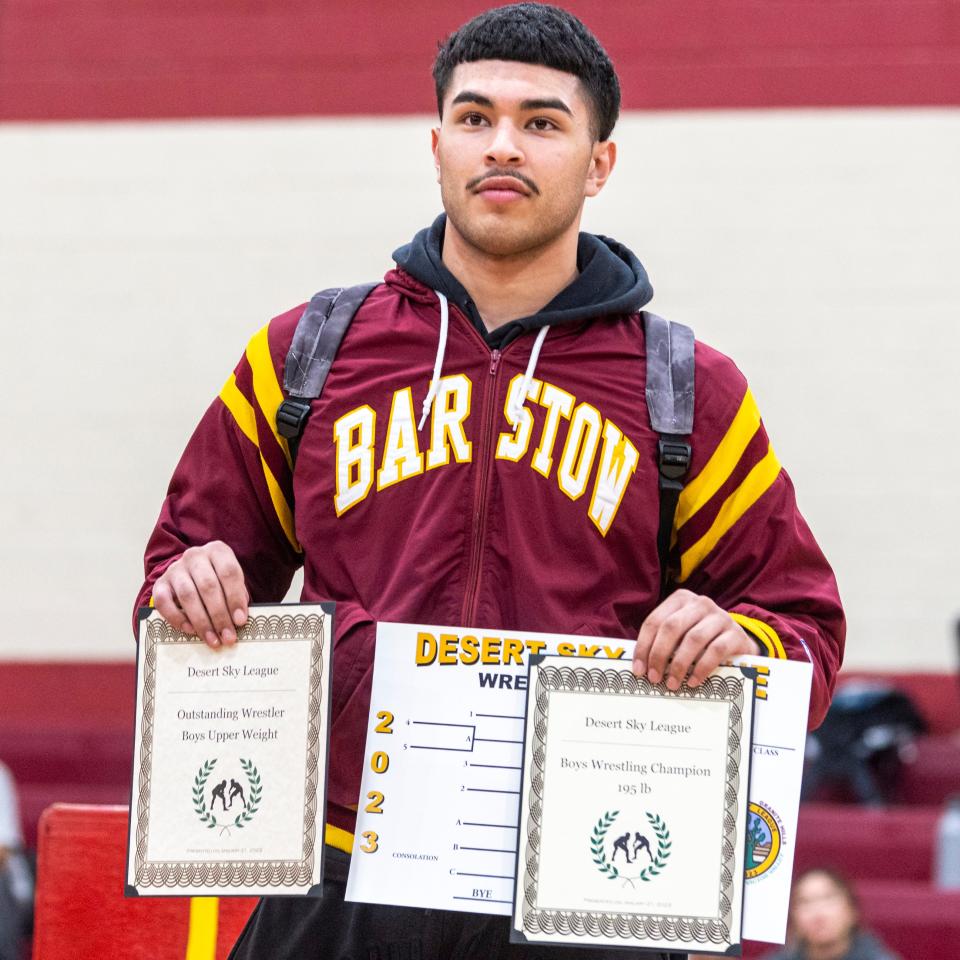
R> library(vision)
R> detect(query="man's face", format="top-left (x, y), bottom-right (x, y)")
top-left (432, 60), bottom-right (614, 258)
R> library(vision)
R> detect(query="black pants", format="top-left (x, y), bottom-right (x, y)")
top-left (0, 871), bottom-right (25, 960)
top-left (229, 848), bottom-right (684, 960)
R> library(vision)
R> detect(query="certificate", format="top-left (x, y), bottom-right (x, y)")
top-left (346, 622), bottom-right (635, 911)
top-left (512, 656), bottom-right (755, 955)
top-left (733, 654), bottom-right (812, 944)
top-left (345, 622), bottom-right (802, 942)
top-left (126, 604), bottom-right (334, 897)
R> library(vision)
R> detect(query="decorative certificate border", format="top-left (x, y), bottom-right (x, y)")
top-left (132, 611), bottom-right (327, 890)
top-left (519, 663), bottom-right (748, 948)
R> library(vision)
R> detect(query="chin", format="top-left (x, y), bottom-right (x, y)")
top-left (473, 232), bottom-right (538, 258)
top-left (456, 218), bottom-right (565, 258)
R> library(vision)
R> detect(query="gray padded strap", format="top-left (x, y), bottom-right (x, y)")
top-left (642, 311), bottom-right (695, 435)
top-left (284, 282), bottom-right (378, 399)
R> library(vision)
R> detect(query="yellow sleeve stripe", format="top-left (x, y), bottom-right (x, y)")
top-left (220, 372), bottom-right (259, 446)
top-left (219, 374), bottom-right (302, 554)
top-left (325, 822), bottom-right (354, 854)
top-left (730, 613), bottom-right (788, 660)
top-left (678, 445), bottom-right (781, 581)
top-left (246, 323), bottom-right (293, 469)
top-left (185, 897), bottom-right (219, 960)
top-left (675, 388), bottom-right (762, 531)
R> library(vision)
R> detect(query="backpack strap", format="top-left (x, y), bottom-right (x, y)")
top-left (642, 311), bottom-right (695, 596)
top-left (276, 282), bottom-right (378, 463)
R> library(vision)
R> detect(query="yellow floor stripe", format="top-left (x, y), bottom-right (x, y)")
top-left (679, 445), bottom-right (781, 582)
top-left (675, 389), bottom-right (761, 530)
top-left (185, 897), bottom-right (219, 960)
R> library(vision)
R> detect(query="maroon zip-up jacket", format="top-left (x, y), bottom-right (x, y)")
top-left (137, 264), bottom-right (844, 844)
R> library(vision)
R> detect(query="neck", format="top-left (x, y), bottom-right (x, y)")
top-left (805, 933), bottom-right (854, 960)
top-left (441, 220), bottom-right (580, 331)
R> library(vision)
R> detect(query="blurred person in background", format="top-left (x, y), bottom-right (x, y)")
top-left (0, 761), bottom-right (32, 960)
top-left (761, 868), bottom-right (898, 960)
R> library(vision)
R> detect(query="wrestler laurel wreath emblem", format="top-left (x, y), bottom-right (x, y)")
top-left (591, 809), bottom-right (672, 886)
top-left (192, 757), bottom-right (263, 832)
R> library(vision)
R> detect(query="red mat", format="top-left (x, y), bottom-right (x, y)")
top-left (34, 804), bottom-right (256, 960)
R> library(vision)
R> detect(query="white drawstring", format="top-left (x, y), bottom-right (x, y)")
top-left (418, 294), bottom-right (548, 432)
top-left (507, 325), bottom-right (549, 427)
top-left (418, 290), bottom-right (450, 431)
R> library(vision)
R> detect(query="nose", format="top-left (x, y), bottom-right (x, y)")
top-left (485, 118), bottom-right (524, 166)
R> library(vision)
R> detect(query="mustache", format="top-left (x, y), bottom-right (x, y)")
top-left (465, 170), bottom-right (541, 196)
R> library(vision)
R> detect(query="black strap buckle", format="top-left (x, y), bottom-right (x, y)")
top-left (276, 398), bottom-right (312, 440)
top-left (658, 438), bottom-right (692, 484)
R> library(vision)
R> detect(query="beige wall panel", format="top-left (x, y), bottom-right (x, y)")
top-left (1, 109), bottom-right (957, 666)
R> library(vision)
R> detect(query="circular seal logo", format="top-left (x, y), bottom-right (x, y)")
top-left (745, 800), bottom-right (782, 879)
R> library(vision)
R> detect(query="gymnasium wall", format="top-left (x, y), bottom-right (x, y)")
top-left (2, 0), bottom-right (959, 118)
top-left (1, 1), bottom-right (958, 670)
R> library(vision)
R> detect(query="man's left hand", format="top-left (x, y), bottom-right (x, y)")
top-left (632, 589), bottom-right (761, 690)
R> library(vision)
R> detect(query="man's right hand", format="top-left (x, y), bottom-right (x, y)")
top-left (152, 541), bottom-right (249, 648)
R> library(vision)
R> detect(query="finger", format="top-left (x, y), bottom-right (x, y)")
top-left (152, 578), bottom-right (193, 634)
top-left (168, 566), bottom-right (219, 647)
top-left (646, 599), bottom-right (712, 684)
top-left (665, 613), bottom-right (729, 689)
top-left (689, 623), bottom-right (761, 686)
top-left (688, 630), bottom-right (742, 687)
top-left (209, 542), bottom-right (248, 633)
top-left (186, 553), bottom-right (237, 645)
top-left (633, 590), bottom-right (693, 677)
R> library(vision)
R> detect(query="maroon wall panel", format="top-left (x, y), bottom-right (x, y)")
top-left (1, 0), bottom-right (959, 121)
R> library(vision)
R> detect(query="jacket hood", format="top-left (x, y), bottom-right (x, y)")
top-left (392, 213), bottom-right (654, 348)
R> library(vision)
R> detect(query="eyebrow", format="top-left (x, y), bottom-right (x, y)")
top-left (451, 91), bottom-right (494, 108)
top-left (450, 91), bottom-right (574, 118)
top-left (519, 97), bottom-right (573, 117)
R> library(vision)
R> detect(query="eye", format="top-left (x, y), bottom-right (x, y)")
top-left (528, 117), bottom-right (558, 132)
top-left (461, 112), bottom-right (489, 127)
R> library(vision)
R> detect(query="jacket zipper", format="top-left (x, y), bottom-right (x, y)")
top-left (460, 346), bottom-right (502, 625)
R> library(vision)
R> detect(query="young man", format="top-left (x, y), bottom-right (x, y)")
top-left (138, 5), bottom-right (844, 957)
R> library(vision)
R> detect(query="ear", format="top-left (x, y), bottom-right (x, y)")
top-left (431, 127), bottom-right (442, 183)
top-left (584, 140), bottom-right (616, 198)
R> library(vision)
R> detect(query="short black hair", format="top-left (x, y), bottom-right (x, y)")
top-left (433, 3), bottom-right (620, 142)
